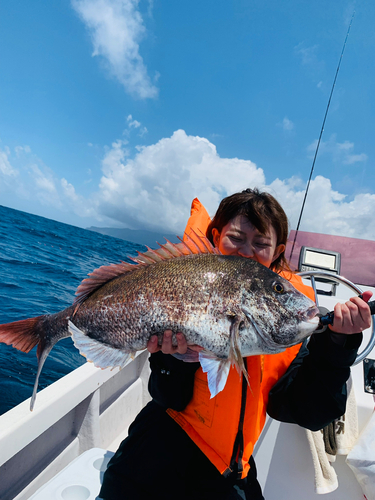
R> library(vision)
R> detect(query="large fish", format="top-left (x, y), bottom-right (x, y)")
top-left (0, 234), bottom-right (319, 410)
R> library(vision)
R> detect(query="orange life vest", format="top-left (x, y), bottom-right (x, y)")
top-left (167, 198), bottom-right (315, 478)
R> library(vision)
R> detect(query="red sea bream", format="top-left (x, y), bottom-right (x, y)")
top-left (0, 235), bottom-right (319, 409)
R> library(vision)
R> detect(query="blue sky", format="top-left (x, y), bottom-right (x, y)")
top-left (1, 0), bottom-right (374, 239)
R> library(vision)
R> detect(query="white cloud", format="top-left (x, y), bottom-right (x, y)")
top-left (30, 165), bottom-right (57, 194)
top-left (61, 178), bottom-right (97, 217)
top-left (93, 130), bottom-right (375, 240)
top-left (96, 129), bottom-right (265, 232)
top-left (0, 144), bottom-right (96, 220)
top-left (295, 43), bottom-right (319, 66)
top-left (294, 43), bottom-right (325, 87)
top-left (61, 177), bottom-right (79, 200)
top-left (127, 114), bottom-right (141, 128)
top-left (71, 0), bottom-right (158, 99)
top-left (26, 164), bottom-right (64, 208)
top-left (344, 153), bottom-right (368, 165)
top-left (15, 145), bottom-right (31, 156)
top-left (124, 114), bottom-right (147, 138)
top-left (282, 117), bottom-right (294, 131)
top-left (146, 0), bottom-right (153, 18)
top-left (270, 175), bottom-right (375, 239)
top-left (0, 147), bottom-right (18, 180)
top-left (2, 132), bottom-right (375, 241)
top-left (307, 134), bottom-right (368, 165)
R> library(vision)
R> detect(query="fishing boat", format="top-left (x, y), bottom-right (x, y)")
top-left (0, 231), bottom-right (374, 500)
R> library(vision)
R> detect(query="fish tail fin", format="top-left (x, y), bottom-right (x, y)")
top-left (0, 316), bottom-right (45, 353)
top-left (0, 315), bottom-right (62, 411)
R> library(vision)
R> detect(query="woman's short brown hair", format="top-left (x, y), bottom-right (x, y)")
top-left (206, 188), bottom-right (290, 272)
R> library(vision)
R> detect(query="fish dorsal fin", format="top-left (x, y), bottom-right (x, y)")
top-left (74, 230), bottom-right (220, 306)
top-left (74, 261), bottom-right (138, 306)
top-left (133, 228), bottom-right (221, 265)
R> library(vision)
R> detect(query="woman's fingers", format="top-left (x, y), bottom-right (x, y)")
top-left (329, 294), bottom-right (372, 335)
top-left (146, 331), bottom-right (194, 354)
top-left (176, 332), bottom-right (188, 353)
top-left (147, 335), bottom-right (160, 353)
top-left (161, 330), bottom-right (174, 353)
top-left (361, 290), bottom-right (373, 303)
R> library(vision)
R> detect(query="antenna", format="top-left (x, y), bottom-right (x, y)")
top-left (288, 10), bottom-right (356, 263)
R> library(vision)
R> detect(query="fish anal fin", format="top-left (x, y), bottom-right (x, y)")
top-left (69, 321), bottom-right (133, 370)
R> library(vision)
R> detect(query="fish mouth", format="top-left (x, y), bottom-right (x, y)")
top-left (298, 316), bottom-right (320, 335)
top-left (299, 304), bottom-right (320, 322)
top-left (293, 305), bottom-right (320, 342)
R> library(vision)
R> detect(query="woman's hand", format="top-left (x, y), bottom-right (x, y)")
top-left (147, 330), bottom-right (203, 355)
top-left (329, 291), bottom-right (373, 335)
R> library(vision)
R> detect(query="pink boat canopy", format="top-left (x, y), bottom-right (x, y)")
top-left (286, 230), bottom-right (375, 287)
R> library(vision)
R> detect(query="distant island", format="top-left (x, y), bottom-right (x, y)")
top-left (87, 226), bottom-right (181, 249)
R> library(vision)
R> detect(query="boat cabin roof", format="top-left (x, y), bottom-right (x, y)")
top-left (287, 230), bottom-right (375, 287)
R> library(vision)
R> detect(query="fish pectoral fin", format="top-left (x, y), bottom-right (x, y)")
top-left (69, 321), bottom-right (133, 370)
top-left (199, 350), bottom-right (231, 398)
top-left (228, 315), bottom-right (249, 387)
top-left (172, 348), bottom-right (200, 363)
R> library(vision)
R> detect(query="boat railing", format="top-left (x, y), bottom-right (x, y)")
top-left (0, 350), bottom-right (151, 500)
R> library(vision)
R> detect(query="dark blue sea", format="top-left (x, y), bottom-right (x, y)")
top-left (0, 205), bottom-right (146, 415)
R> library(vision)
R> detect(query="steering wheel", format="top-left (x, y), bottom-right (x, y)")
top-left (297, 270), bottom-right (375, 365)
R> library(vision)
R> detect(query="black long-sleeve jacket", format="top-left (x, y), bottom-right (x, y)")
top-left (149, 330), bottom-right (362, 431)
top-left (100, 331), bottom-right (362, 500)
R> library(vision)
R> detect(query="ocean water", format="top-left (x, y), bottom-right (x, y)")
top-left (0, 205), bottom-right (146, 415)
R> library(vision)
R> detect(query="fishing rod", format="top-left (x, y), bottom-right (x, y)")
top-left (289, 10), bottom-right (356, 263)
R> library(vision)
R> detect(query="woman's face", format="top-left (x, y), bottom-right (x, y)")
top-left (212, 215), bottom-right (285, 269)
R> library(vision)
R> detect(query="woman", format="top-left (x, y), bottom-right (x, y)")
top-left (99, 189), bottom-right (371, 500)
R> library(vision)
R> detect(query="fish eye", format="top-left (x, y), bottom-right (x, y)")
top-left (272, 282), bottom-right (284, 294)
